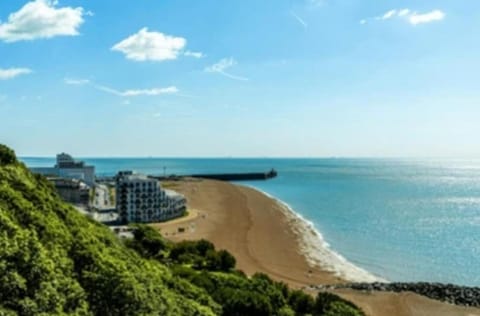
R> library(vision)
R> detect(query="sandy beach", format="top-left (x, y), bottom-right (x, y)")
top-left (152, 179), bottom-right (480, 316)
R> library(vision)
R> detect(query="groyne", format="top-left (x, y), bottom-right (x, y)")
top-left (315, 282), bottom-right (480, 307)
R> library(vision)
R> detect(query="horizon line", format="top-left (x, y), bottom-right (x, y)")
top-left (18, 155), bottom-right (480, 160)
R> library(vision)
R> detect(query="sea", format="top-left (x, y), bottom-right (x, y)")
top-left (21, 157), bottom-right (480, 286)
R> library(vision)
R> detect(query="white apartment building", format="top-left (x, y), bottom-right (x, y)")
top-left (116, 171), bottom-right (186, 223)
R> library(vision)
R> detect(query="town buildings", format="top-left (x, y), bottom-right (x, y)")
top-left (50, 178), bottom-right (90, 205)
top-left (115, 171), bottom-right (186, 223)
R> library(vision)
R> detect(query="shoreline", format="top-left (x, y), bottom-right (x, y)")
top-left (152, 178), bottom-right (344, 287)
top-left (152, 179), bottom-right (480, 316)
top-left (242, 184), bottom-right (383, 283)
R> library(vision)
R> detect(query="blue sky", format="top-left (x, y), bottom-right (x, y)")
top-left (1, 0), bottom-right (480, 157)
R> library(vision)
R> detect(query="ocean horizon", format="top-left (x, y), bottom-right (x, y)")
top-left (21, 157), bottom-right (480, 286)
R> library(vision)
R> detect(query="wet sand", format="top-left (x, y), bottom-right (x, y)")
top-left (151, 179), bottom-right (480, 316)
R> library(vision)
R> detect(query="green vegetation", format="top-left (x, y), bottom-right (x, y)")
top-left (0, 144), bottom-right (365, 316)
top-left (127, 223), bottom-right (365, 316)
top-left (161, 181), bottom-right (180, 189)
top-left (108, 185), bottom-right (115, 206)
top-left (0, 144), bottom-right (16, 166)
top-left (88, 186), bottom-right (95, 205)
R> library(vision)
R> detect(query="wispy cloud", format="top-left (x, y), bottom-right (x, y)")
top-left (0, 0), bottom-right (87, 42)
top-left (363, 8), bottom-right (445, 25)
top-left (94, 84), bottom-right (178, 97)
top-left (0, 67), bottom-right (32, 80)
top-left (290, 11), bottom-right (307, 29)
top-left (205, 58), bottom-right (249, 81)
top-left (112, 28), bottom-right (203, 62)
top-left (380, 10), bottom-right (397, 20)
top-left (121, 87), bottom-right (178, 97)
top-left (398, 9), bottom-right (411, 17)
top-left (64, 78), bottom-right (90, 85)
top-left (64, 77), bottom-right (178, 97)
top-left (184, 51), bottom-right (204, 58)
top-left (409, 10), bottom-right (445, 25)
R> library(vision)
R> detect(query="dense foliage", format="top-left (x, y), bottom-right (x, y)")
top-left (127, 219), bottom-right (365, 316)
top-left (0, 144), bottom-right (365, 316)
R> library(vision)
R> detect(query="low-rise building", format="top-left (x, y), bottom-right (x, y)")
top-left (115, 171), bottom-right (186, 223)
top-left (50, 177), bottom-right (90, 205)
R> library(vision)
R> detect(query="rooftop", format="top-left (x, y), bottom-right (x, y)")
top-left (117, 171), bottom-right (157, 182)
top-left (164, 189), bottom-right (186, 201)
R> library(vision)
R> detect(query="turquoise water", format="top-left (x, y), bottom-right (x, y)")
top-left (21, 157), bottom-right (480, 286)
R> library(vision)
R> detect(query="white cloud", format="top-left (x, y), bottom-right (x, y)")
top-left (398, 9), bottom-right (411, 17)
top-left (95, 84), bottom-right (178, 97)
top-left (0, 0), bottom-right (86, 42)
top-left (205, 58), bottom-right (249, 81)
top-left (381, 10), bottom-right (397, 20)
top-left (409, 10), bottom-right (445, 25)
top-left (184, 51), bottom-right (204, 58)
top-left (64, 78), bottom-right (89, 85)
top-left (65, 76), bottom-right (179, 97)
top-left (112, 28), bottom-right (187, 62)
top-left (122, 87), bottom-right (178, 96)
top-left (0, 67), bottom-right (32, 80)
top-left (367, 8), bottom-right (445, 26)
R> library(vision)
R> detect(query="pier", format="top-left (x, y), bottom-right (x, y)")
top-left (188, 169), bottom-right (278, 181)
top-left (148, 169), bottom-right (278, 182)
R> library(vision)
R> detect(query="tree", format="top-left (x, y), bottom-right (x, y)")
top-left (131, 225), bottom-right (167, 258)
top-left (288, 290), bottom-right (314, 315)
top-left (195, 239), bottom-right (215, 256)
top-left (218, 250), bottom-right (236, 271)
top-left (0, 144), bottom-right (16, 166)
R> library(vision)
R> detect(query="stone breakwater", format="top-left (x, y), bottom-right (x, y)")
top-left (313, 282), bottom-right (480, 307)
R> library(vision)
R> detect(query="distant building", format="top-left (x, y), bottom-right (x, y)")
top-left (116, 171), bottom-right (186, 223)
top-left (50, 177), bottom-right (90, 205)
top-left (31, 153), bottom-right (95, 185)
top-left (56, 152), bottom-right (86, 168)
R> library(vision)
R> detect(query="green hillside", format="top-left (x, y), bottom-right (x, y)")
top-left (0, 144), bottom-right (364, 316)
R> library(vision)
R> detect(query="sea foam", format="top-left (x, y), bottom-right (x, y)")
top-left (247, 186), bottom-right (385, 283)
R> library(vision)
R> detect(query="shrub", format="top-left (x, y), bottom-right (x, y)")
top-left (130, 225), bottom-right (168, 258)
top-left (313, 292), bottom-right (365, 316)
top-left (218, 249), bottom-right (236, 271)
top-left (0, 145), bottom-right (16, 166)
top-left (288, 289), bottom-right (315, 314)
